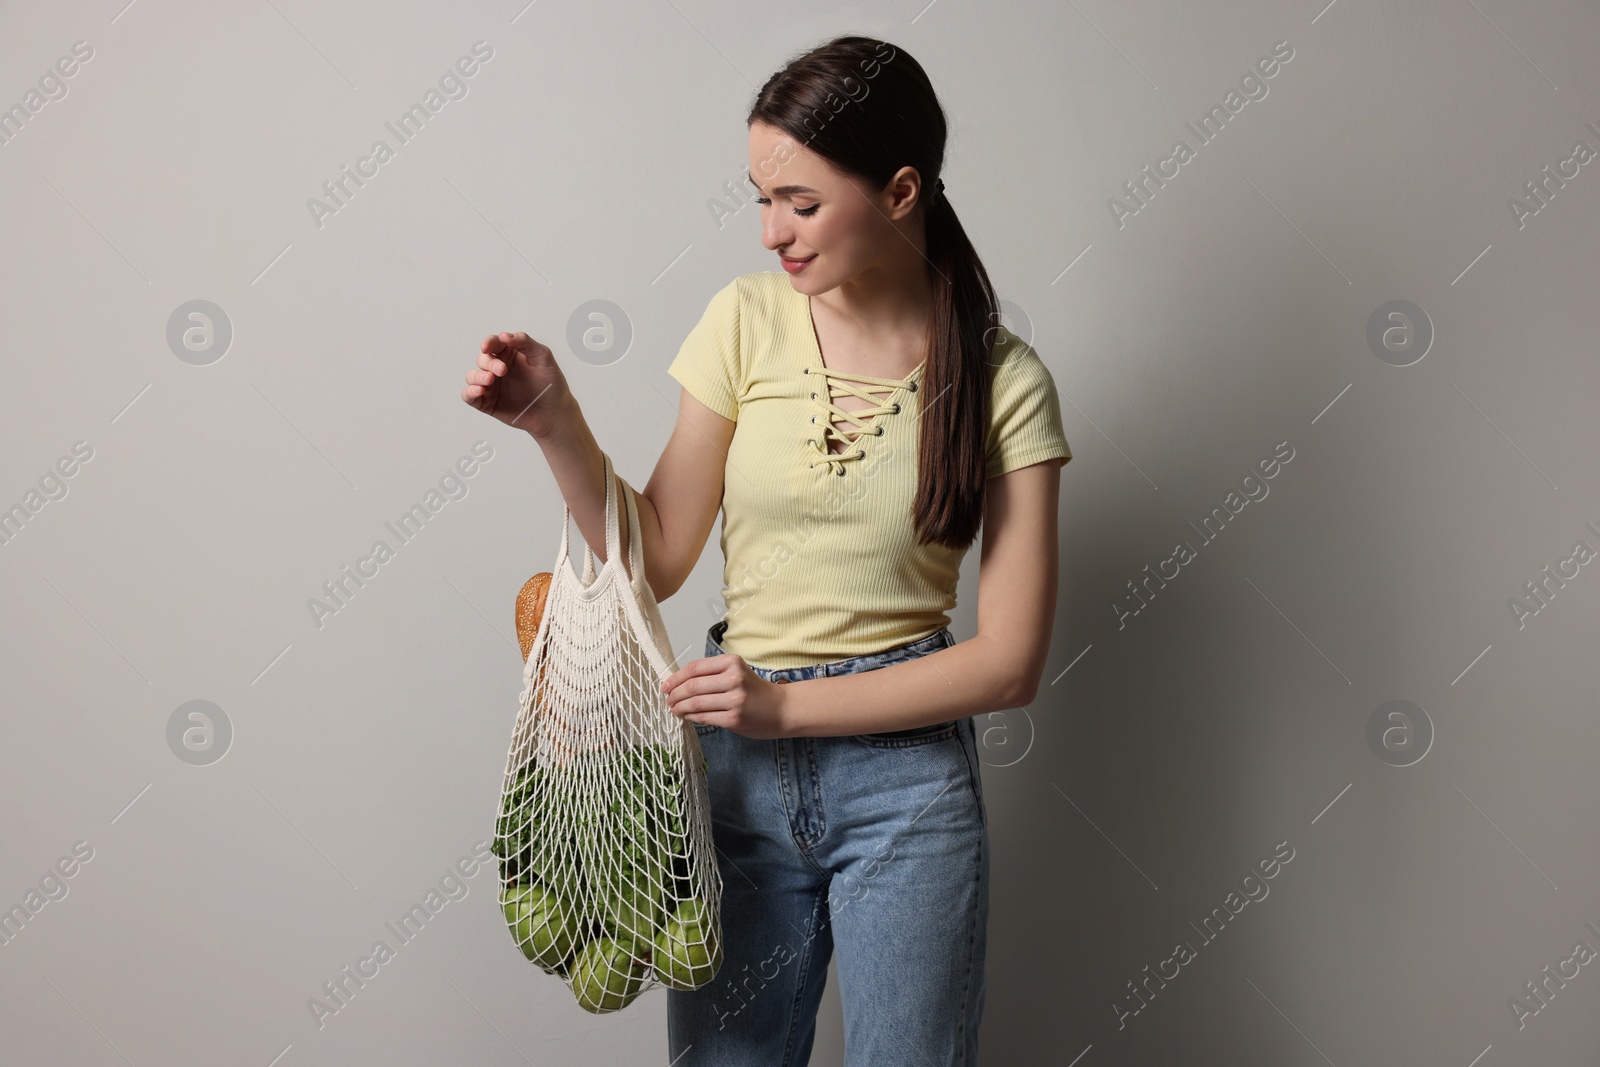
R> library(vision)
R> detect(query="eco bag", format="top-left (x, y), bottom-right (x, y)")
top-left (492, 451), bottom-right (724, 1014)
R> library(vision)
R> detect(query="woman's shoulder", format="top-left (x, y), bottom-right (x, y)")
top-left (703, 271), bottom-right (805, 348)
top-left (982, 324), bottom-right (1072, 473)
top-left (984, 324), bottom-right (1056, 387)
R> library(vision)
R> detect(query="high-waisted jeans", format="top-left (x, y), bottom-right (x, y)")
top-left (666, 619), bottom-right (990, 1066)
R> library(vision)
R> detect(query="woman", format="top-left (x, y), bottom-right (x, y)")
top-left (463, 34), bottom-right (1070, 1067)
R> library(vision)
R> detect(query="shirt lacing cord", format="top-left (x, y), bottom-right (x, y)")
top-left (804, 366), bottom-right (917, 476)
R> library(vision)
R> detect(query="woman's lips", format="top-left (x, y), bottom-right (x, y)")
top-left (780, 254), bottom-right (815, 274)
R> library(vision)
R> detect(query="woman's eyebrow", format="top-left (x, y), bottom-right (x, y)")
top-left (747, 171), bottom-right (818, 196)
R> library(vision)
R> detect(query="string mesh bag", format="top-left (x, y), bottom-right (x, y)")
top-left (492, 451), bottom-right (723, 1015)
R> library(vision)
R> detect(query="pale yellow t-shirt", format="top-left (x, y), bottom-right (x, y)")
top-left (667, 270), bottom-right (1071, 670)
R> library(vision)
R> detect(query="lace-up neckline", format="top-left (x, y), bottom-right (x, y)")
top-left (801, 295), bottom-right (925, 476)
top-left (803, 366), bottom-right (919, 474)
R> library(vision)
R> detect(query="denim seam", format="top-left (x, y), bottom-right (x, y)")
top-left (957, 819), bottom-right (983, 1065)
top-left (774, 741), bottom-right (831, 878)
top-left (803, 740), bottom-right (827, 849)
top-left (961, 720), bottom-right (987, 829)
top-left (958, 717), bottom-right (986, 1063)
top-left (780, 885), bottom-right (830, 1067)
top-left (849, 722), bottom-right (960, 749)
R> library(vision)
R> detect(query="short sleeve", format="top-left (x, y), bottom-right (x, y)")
top-left (667, 278), bottom-right (743, 421)
top-left (985, 343), bottom-right (1072, 478)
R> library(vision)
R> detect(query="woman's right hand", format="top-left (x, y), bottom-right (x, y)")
top-left (462, 331), bottom-right (575, 439)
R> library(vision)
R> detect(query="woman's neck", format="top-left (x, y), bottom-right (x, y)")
top-left (807, 263), bottom-right (937, 378)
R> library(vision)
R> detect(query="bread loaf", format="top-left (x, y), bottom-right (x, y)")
top-left (516, 572), bottom-right (553, 662)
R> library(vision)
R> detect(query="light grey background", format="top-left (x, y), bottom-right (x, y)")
top-left (2, 0), bottom-right (1598, 1063)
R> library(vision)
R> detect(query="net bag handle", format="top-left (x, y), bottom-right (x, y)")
top-left (619, 467), bottom-right (647, 596)
top-left (552, 452), bottom-right (626, 586)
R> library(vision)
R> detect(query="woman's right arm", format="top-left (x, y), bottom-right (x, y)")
top-left (463, 330), bottom-right (734, 601)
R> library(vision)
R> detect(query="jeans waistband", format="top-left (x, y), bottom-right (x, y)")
top-left (706, 618), bottom-right (955, 683)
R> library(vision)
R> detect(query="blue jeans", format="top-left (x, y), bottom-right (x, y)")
top-left (666, 619), bottom-right (989, 1066)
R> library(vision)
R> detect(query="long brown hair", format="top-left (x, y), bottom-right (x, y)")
top-left (749, 35), bottom-right (998, 550)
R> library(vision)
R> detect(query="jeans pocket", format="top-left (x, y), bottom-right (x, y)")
top-left (693, 722), bottom-right (720, 736)
top-left (852, 719), bottom-right (960, 748)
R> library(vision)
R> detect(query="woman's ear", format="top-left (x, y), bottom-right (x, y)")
top-left (880, 166), bottom-right (927, 219)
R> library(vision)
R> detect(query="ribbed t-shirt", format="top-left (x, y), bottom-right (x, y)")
top-left (667, 271), bottom-right (1071, 670)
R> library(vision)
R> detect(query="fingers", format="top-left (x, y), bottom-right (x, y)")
top-left (482, 331), bottom-right (534, 356)
top-left (479, 332), bottom-right (546, 384)
top-left (481, 331), bottom-right (512, 354)
top-left (660, 654), bottom-right (732, 697)
top-left (477, 341), bottom-right (515, 378)
top-left (467, 333), bottom-right (535, 410)
top-left (461, 365), bottom-right (497, 408)
top-left (667, 687), bottom-right (740, 720)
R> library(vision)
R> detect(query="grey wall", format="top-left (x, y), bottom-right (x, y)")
top-left (3, 0), bottom-right (1598, 1063)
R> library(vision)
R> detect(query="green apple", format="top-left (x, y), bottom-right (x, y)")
top-left (601, 872), bottom-right (664, 947)
top-left (501, 883), bottom-right (578, 970)
top-left (652, 897), bottom-right (722, 990)
top-left (569, 935), bottom-right (649, 1014)
top-left (499, 882), bottom-right (539, 921)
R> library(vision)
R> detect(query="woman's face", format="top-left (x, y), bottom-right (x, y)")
top-left (747, 120), bottom-right (919, 294)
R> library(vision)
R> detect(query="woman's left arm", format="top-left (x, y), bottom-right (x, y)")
top-left (663, 459), bottom-right (1061, 738)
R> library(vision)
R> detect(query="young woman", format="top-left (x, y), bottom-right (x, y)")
top-left (463, 34), bottom-right (1070, 1067)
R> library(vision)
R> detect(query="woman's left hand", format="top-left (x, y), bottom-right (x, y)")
top-left (661, 653), bottom-right (789, 739)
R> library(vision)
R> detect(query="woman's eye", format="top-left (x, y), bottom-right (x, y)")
top-left (753, 196), bottom-right (819, 217)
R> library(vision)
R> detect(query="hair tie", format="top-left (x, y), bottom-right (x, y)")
top-left (935, 177), bottom-right (946, 195)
